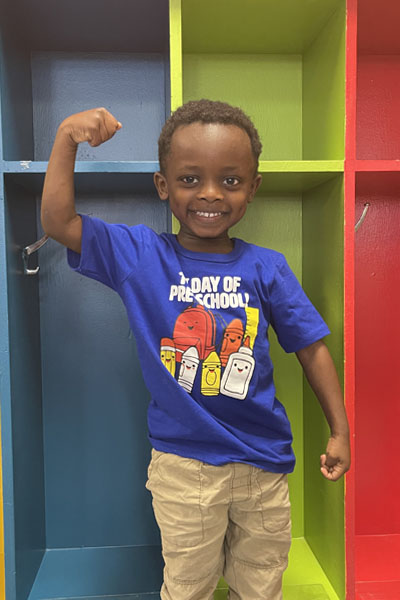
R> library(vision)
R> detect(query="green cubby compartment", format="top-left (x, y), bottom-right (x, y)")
top-left (170, 171), bottom-right (345, 600)
top-left (0, 0), bottom-right (169, 163)
top-left (1, 172), bottom-right (170, 600)
top-left (356, 0), bottom-right (400, 160)
top-left (231, 174), bottom-right (345, 600)
top-left (179, 0), bottom-right (346, 163)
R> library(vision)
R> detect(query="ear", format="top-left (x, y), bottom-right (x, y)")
top-left (153, 171), bottom-right (169, 201)
top-left (248, 174), bottom-right (262, 203)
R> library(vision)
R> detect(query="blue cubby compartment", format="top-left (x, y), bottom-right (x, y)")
top-left (2, 172), bottom-right (169, 600)
top-left (0, 0), bottom-right (170, 163)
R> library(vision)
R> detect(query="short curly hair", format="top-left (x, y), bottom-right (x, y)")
top-left (158, 99), bottom-right (262, 174)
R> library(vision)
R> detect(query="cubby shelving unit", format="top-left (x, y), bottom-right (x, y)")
top-left (1, 0), bottom-right (398, 599)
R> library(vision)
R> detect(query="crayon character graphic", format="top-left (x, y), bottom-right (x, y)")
top-left (178, 346), bottom-right (200, 393)
top-left (201, 351), bottom-right (221, 396)
top-left (220, 344), bottom-right (255, 400)
top-left (160, 337), bottom-right (176, 376)
top-left (220, 318), bottom-right (244, 367)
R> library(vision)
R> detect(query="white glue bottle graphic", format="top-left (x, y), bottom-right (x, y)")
top-left (178, 346), bottom-right (200, 393)
top-left (220, 343), bottom-right (255, 400)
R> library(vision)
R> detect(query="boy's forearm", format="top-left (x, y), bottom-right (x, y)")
top-left (295, 340), bottom-right (349, 438)
top-left (41, 126), bottom-right (81, 245)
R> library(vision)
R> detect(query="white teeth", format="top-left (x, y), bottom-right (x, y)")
top-left (195, 211), bottom-right (222, 218)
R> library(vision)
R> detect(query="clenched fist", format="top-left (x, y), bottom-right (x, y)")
top-left (59, 107), bottom-right (122, 148)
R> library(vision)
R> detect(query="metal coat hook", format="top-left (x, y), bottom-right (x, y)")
top-left (22, 234), bottom-right (49, 275)
top-left (355, 203), bottom-right (370, 232)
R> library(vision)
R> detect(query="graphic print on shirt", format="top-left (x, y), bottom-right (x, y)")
top-left (201, 351), bottom-right (222, 396)
top-left (178, 346), bottom-right (200, 393)
top-left (220, 318), bottom-right (244, 367)
top-left (160, 337), bottom-right (176, 376)
top-left (160, 271), bottom-right (260, 400)
top-left (220, 337), bottom-right (256, 400)
top-left (172, 304), bottom-right (216, 362)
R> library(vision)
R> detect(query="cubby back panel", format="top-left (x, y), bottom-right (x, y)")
top-left (38, 193), bottom-right (168, 548)
top-left (183, 54), bottom-right (302, 161)
top-left (356, 56), bottom-right (400, 159)
top-left (355, 173), bottom-right (400, 536)
top-left (31, 52), bottom-right (166, 162)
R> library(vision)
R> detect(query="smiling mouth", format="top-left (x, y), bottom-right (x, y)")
top-left (193, 211), bottom-right (223, 218)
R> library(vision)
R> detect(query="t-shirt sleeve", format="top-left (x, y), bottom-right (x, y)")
top-left (67, 214), bottom-right (149, 291)
top-left (268, 254), bottom-right (330, 353)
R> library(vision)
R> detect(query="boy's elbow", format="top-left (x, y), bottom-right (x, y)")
top-left (295, 339), bottom-right (326, 365)
top-left (41, 206), bottom-right (60, 240)
top-left (41, 209), bottom-right (82, 253)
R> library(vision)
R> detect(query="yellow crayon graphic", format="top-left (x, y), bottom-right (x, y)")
top-left (244, 307), bottom-right (259, 349)
top-left (160, 337), bottom-right (176, 376)
top-left (201, 351), bottom-right (221, 396)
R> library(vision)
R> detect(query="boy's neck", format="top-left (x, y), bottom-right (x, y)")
top-left (176, 229), bottom-right (234, 254)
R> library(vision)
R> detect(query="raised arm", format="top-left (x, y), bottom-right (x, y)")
top-left (41, 108), bottom-right (122, 253)
top-left (296, 339), bottom-right (351, 481)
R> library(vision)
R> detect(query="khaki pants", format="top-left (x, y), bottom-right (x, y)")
top-left (145, 449), bottom-right (291, 600)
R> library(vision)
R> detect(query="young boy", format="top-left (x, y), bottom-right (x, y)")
top-left (41, 100), bottom-right (350, 600)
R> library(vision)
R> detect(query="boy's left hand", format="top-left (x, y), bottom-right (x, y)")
top-left (320, 434), bottom-right (351, 481)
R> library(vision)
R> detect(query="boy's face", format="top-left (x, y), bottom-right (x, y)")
top-left (154, 122), bottom-right (262, 252)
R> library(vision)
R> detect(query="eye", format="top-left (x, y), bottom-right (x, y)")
top-left (181, 175), bottom-right (199, 185)
top-left (224, 177), bottom-right (240, 186)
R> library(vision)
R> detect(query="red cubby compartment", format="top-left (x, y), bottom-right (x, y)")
top-left (354, 171), bottom-right (400, 599)
top-left (356, 0), bottom-right (400, 160)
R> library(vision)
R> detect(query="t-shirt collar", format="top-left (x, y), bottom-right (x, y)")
top-left (166, 233), bottom-right (246, 263)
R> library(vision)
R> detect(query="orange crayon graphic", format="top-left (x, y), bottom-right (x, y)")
top-left (220, 319), bottom-right (244, 367)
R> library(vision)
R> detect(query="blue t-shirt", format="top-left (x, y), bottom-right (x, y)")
top-left (68, 215), bottom-right (330, 473)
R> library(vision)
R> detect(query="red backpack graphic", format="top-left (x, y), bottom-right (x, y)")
top-left (173, 305), bottom-right (216, 362)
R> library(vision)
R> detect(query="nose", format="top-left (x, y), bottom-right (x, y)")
top-left (197, 179), bottom-right (223, 202)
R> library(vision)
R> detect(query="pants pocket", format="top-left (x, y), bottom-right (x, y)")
top-left (255, 471), bottom-right (291, 534)
top-left (148, 452), bottom-right (205, 548)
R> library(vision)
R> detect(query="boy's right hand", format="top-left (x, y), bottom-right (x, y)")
top-left (59, 107), bottom-right (122, 148)
top-left (41, 108), bottom-right (122, 254)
